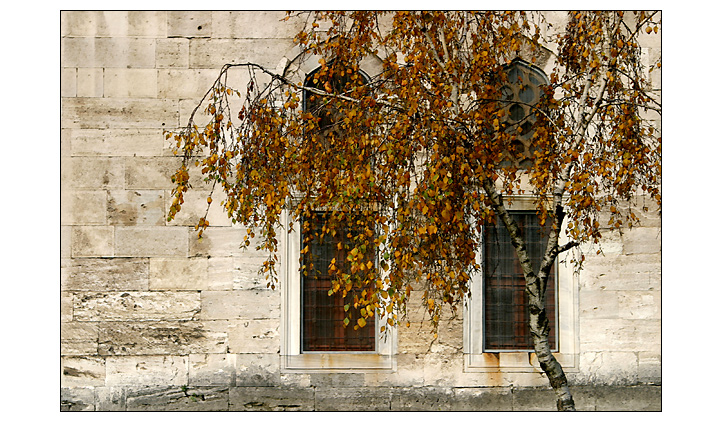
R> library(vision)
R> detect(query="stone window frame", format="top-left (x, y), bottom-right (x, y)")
top-left (463, 195), bottom-right (580, 373)
top-left (278, 51), bottom-right (397, 373)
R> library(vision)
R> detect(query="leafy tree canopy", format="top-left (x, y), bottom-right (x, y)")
top-left (166, 11), bottom-right (661, 410)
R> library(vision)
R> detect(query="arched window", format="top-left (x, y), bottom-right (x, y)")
top-left (499, 59), bottom-right (549, 169)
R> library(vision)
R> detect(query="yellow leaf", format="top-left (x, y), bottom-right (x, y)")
top-left (357, 318), bottom-right (367, 328)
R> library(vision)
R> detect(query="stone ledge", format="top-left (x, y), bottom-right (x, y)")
top-left (61, 384), bottom-right (661, 411)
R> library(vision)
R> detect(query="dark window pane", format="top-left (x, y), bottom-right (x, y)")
top-left (301, 212), bottom-right (375, 352)
top-left (483, 212), bottom-right (557, 351)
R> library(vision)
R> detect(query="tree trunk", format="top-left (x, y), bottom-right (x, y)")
top-left (529, 294), bottom-right (576, 411)
top-left (483, 178), bottom-right (576, 411)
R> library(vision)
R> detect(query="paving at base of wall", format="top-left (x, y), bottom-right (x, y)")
top-left (61, 384), bottom-right (661, 411)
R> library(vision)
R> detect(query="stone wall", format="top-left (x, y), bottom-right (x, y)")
top-left (61, 11), bottom-right (661, 411)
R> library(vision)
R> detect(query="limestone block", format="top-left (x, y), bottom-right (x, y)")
top-left (66, 128), bottom-right (165, 157)
top-left (62, 190), bottom-right (107, 225)
top-left (126, 385), bottom-right (229, 411)
top-left (61, 11), bottom-right (167, 37)
top-left (167, 11), bottom-right (212, 38)
top-left (189, 226), bottom-right (247, 257)
top-left (62, 257), bottom-right (149, 291)
top-left (125, 156), bottom-right (203, 190)
top-left (98, 321), bottom-right (227, 355)
top-left (157, 69), bottom-right (219, 99)
top-left (77, 68), bottom-right (103, 97)
top-left (579, 253), bottom-right (661, 291)
top-left (638, 352), bottom-right (661, 384)
top-left (73, 291), bottom-right (201, 321)
top-left (95, 386), bottom-right (127, 411)
top-left (62, 98), bottom-right (178, 129)
top-left (115, 226), bottom-right (188, 257)
top-left (579, 290), bottom-right (620, 319)
top-left (421, 351), bottom-right (465, 387)
top-left (107, 190), bottom-right (165, 226)
top-left (166, 189), bottom-right (233, 227)
top-left (227, 319), bottom-right (280, 354)
top-left (61, 387), bottom-right (95, 411)
top-left (104, 69), bottom-right (158, 98)
top-left (61, 322), bottom-right (99, 356)
top-left (390, 386), bottom-right (454, 411)
top-left (206, 257), bottom-right (234, 290)
top-left (71, 226), bottom-right (114, 257)
top-left (190, 354), bottom-right (236, 386)
top-left (149, 257), bottom-right (208, 290)
top-left (578, 351), bottom-right (639, 385)
top-left (156, 38), bottom-right (190, 68)
top-left (593, 385), bottom-right (661, 411)
top-left (617, 290), bottom-right (661, 319)
top-left (61, 157), bottom-right (124, 189)
top-left (189, 38), bottom-right (295, 69)
top-left (315, 387), bottom-right (392, 411)
top-left (511, 387), bottom-right (559, 411)
top-left (61, 37), bottom-right (156, 68)
top-left (106, 356), bottom-right (188, 386)
top-left (452, 387), bottom-right (513, 411)
top-left (211, 11), bottom-right (304, 39)
top-left (397, 321), bottom-right (436, 354)
top-left (229, 386), bottom-right (314, 411)
top-left (62, 356), bottom-right (106, 387)
top-left (621, 227), bottom-right (661, 255)
top-left (579, 318), bottom-right (660, 353)
top-left (62, 291), bottom-right (73, 321)
top-left (62, 67), bottom-right (76, 97)
top-left (200, 290), bottom-right (280, 320)
top-left (310, 372), bottom-right (365, 388)
top-left (62, 226), bottom-right (72, 258)
top-left (235, 353), bottom-right (280, 387)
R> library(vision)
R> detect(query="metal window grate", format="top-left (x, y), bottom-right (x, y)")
top-left (483, 212), bottom-right (557, 351)
top-left (301, 212), bottom-right (375, 352)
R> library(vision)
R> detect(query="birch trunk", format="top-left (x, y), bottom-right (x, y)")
top-left (483, 178), bottom-right (576, 411)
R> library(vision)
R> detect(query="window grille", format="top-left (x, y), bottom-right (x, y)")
top-left (483, 211), bottom-right (557, 351)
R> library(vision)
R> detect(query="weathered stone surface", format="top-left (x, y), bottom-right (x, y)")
top-left (62, 190), bottom-right (107, 225)
top-left (576, 351), bottom-right (639, 385)
top-left (200, 290), bottom-right (280, 320)
top-left (61, 387), bottom-right (95, 411)
top-left (638, 352), bottom-right (661, 384)
top-left (189, 227), bottom-right (247, 257)
top-left (621, 227), bottom-right (661, 255)
top-left (206, 257), bottom-right (235, 290)
top-left (452, 387), bottom-right (514, 411)
top-left (189, 38), bottom-right (295, 69)
top-left (315, 387), bottom-right (392, 411)
top-left (125, 156), bottom-right (202, 190)
top-left (104, 69), bottom-right (158, 98)
top-left (190, 354), bottom-right (236, 386)
top-left (149, 257), bottom-right (208, 290)
top-left (62, 157), bottom-right (124, 189)
top-left (166, 189), bottom-right (233, 227)
top-left (95, 387), bottom-right (127, 411)
top-left (98, 321), bottom-right (227, 355)
top-left (65, 128), bottom-right (165, 156)
top-left (229, 386), bottom-right (314, 411)
top-left (126, 385), bottom-right (229, 411)
top-left (107, 190), bottom-right (165, 226)
top-left (61, 11), bottom-right (167, 37)
top-left (73, 291), bottom-right (201, 321)
top-left (61, 291), bottom-right (73, 322)
top-left (227, 319), bottom-right (280, 354)
top-left (115, 226), bottom-right (188, 257)
top-left (390, 386), bottom-right (454, 410)
top-left (157, 68), bottom-right (219, 99)
top-left (156, 38), bottom-right (190, 68)
top-left (77, 68), bottom-right (104, 97)
top-left (580, 290), bottom-right (621, 319)
top-left (235, 353), bottom-right (280, 387)
top-left (62, 258), bottom-right (149, 291)
top-left (210, 11), bottom-right (304, 39)
top-left (71, 226), bottom-right (114, 257)
top-left (62, 67), bottom-right (76, 97)
top-left (167, 11), bottom-right (212, 38)
top-left (580, 318), bottom-right (660, 353)
top-left (62, 357), bottom-right (106, 387)
top-left (62, 98), bottom-right (177, 129)
top-left (61, 322), bottom-right (99, 356)
top-left (593, 385), bottom-right (661, 411)
top-left (106, 356), bottom-right (188, 386)
top-left (61, 37), bottom-right (156, 68)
